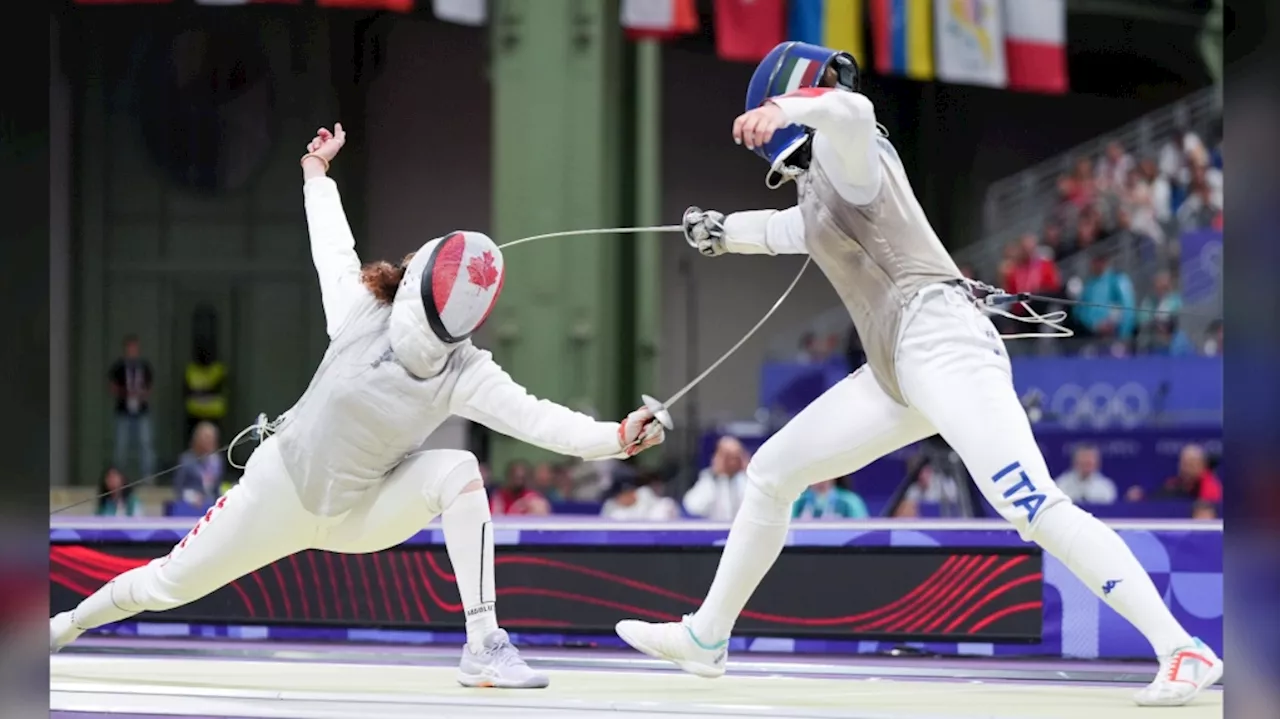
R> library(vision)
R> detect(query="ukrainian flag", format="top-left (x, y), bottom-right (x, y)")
top-left (788, 0), bottom-right (866, 67)
top-left (870, 0), bottom-right (934, 80)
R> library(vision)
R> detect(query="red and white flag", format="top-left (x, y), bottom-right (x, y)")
top-left (1004, 0), bottom-right (1068, 94)
top-left (433, 0), bottom-right (485, 25)
top-left (621, 0), bottom-right (699, 40)
top-left (714, 0), bottom-right (786, 63)
top-left (193, 1), bottom-right (302, 5)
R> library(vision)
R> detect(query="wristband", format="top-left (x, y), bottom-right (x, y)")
top-left (300, 153), bottom-right (330, 172)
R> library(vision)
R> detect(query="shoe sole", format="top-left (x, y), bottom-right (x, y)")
top-left (614, 623), bottom-right (724, 679)
top-left (1133, 660), bottom-right (1224, 707)
top-left (457, 672), bottom-right (550, 689)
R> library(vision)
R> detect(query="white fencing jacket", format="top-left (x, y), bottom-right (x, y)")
top-left (271, 177), bottom-right (624, 516)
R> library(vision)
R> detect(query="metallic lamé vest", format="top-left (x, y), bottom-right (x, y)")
top-left (797, 137), bottom-right (963, 404)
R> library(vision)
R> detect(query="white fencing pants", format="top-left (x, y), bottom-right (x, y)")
top-left (68, 439), bottom-right (478, 628)
top-left (694, 283), bottom-right (1192, 658)
top-left (750, 283), bottom-right (1069, 534)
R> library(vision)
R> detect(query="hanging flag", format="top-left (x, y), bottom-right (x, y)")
top-left (933, 0), bottom-right (1006, 87)
top-left (193, 1), bottom-right (303, 5)
top-left (622, 0), bottom-right (699, 40)
top-left (788, 0), bottom-right (865, 66)
top-left (316, 0), bottom-right (415, 11)
top-left (1003, 0), bottom-right (1067, 93)
top-left (870, 0), bottom-right (934, 80)
top-left (73, 0), bottom-right (172, 4)
top-left (714, 0), bottom-right (787, 63)
top-left (432, 0), bottom-right (485, 25)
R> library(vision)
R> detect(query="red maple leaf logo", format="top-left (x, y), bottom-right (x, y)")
top-left (467, 251), bottom-right (499, 290)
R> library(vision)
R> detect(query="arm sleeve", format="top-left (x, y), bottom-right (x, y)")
top-left (681, 472), bottom-right (717, 517)
top-left (303, 177), bottom-right (368, 338)
top-left (721, 206), bottom-right (808, 255)
top-left (450, 345), bottom-right (624, 460)
top-left (769, 88), bottom-right (881, 205)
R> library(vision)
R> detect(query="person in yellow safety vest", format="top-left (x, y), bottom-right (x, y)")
top-left (184, 342), bottom-right (227, 440)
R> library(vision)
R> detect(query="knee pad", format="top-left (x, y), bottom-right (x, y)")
top-left (426, 450), bottom-right (482, 513)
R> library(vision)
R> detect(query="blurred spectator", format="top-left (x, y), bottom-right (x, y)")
top-left (1158, 126), bottom-right (1204, 181)
top-left (797, 332), bottom-right (838, 364)
top-left (1202, 319), bottom-right (1223, 356)
top-left (491, 460), bottom-right (551, 516)
top-left (1062, 156), bottom-right (1097, 210)
top-left (549, 461), bottom-right (580, 502)
top-left (1002, 233), bottom-right (1063, 304)
top-left (1054, 445), bottom-right (1117, 504)
top-left (1138, 270), bottom-right (1192, 355)
top-left (531, 462), bottom-right (559, 501)
top-left (792, 478), bottom-right (869, 520)
top-left (1040, 221), bottom-right (1072, 261)
top-left (183, 324), bottom-right (227, 437)
top-left (1191, 500), bottom-right (1219, 520)
top-left (1126, 443), bottom-right (1223, 504)
top-left (1176, 172), bottom-right (1220, 234)
top-left (895, 440), bottom-right (975, 518)
top-left (684, 436), bottom-right (749, 521)
top-left (1095, 140), bottom-right (1134, 192)
top-left (1136, 158), bottom-right (1173, 226)
top-left (95, 466), bottom-right (142, 518)
top-left (175, 421), bottom-right (225, 511)
top-left (1072, 252), bottom-right (1136, 353)
top-left (108, 335), bottom-right (156, 480)
top-left (601, 467), bottom-right (679, 521)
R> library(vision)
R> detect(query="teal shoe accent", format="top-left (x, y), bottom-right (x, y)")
top-left (683, 623), bottom-right (728, 651)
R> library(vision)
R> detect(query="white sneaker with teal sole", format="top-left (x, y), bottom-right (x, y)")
top-left (1134, 638), bottom-right (1224, 706)
top-left (615, 615), bottom-right (727, 678)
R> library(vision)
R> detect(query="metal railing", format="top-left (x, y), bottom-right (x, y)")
top-left (954, 87), bottom-right (1221, 278)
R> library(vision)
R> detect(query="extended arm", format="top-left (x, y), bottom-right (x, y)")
top-left (301, 124), bottom-right (366, 338)
top-left (682, 205), bottom-right (807, 257)
top-left (450, 346), bottom-right (627, 461)
top-left (769, 89), bottom-right (882, 205)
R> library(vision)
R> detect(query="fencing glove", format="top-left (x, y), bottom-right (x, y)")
top-left (683, 206), bottom-right (727, 257)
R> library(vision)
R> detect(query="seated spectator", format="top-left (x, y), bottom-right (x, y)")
top-left (792, 478), bottom-right (869, 520)
top-left (1176, 174), bottom-right (1220, 233)
top-left (1121, 166), bottom-right (1167, 244)
top-left (1126, 444), bottom-right (1223, 505)
top-left (1072, 252), bottom-right (1137, 353)
top-left (175, 421), bottom-right (225, 511)
top-left (531, 461), bottom-right (560, 501)
top-left (1138, 270), bottom-right (1188, 353)
top-left (490, 460), bottom-right (551, 516)
top-left (1136, 158), bottom-right (1173, 226)
top-left (1040, 221), bottom-right (1073, 262)
top-left (601, 467), bottom-right (679, 521)
top-left (1053, 445), bottom-right (1117, 504)
top-left (1095, 140), bottom-right (1135, 193)
top-left (1064, 156), bottom-right (1097, 210)
top-left (683, 436), bottom-right (749, 521)
top-left (95, 466), bottom-right (142, 518)
top-left (1002, 233), bottom-right (1063, 303)
top-left (1202, 319), bottom-right (1223, 356)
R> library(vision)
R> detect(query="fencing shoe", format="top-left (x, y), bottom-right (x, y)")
top-left (49, 612), bottom-right (83, 653)
top-left (1134, 638), bottom-right (1223, 706)
top-left (615, 615), bottom-right (727, 678)
top-left (457, 629), bottom-right (549, 689)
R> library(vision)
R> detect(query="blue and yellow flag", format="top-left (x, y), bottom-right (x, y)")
top-left (870, 0), bottom-right (934, 80)
top-left (788, 0), bottom-right (866, 68)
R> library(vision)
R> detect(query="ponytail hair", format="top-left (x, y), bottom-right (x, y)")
top-left (360, 252), bottom-right (415, 305)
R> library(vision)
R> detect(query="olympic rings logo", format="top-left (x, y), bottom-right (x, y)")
top-left (1045, 382), bottom-right (1151, 429)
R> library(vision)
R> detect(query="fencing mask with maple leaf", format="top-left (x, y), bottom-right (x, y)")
top-left (389, 231), bottom-right (506, 377)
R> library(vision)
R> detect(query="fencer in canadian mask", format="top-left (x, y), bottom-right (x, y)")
top-left (51, 124), bottom-right (665, 691)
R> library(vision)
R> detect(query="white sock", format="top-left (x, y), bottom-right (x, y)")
top-left (1032, 503), bottom-right (1193, 657)
top-left (443, 488), bottom-right (498, 652)
top-left (689, 480), bottom-right (792, 644)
